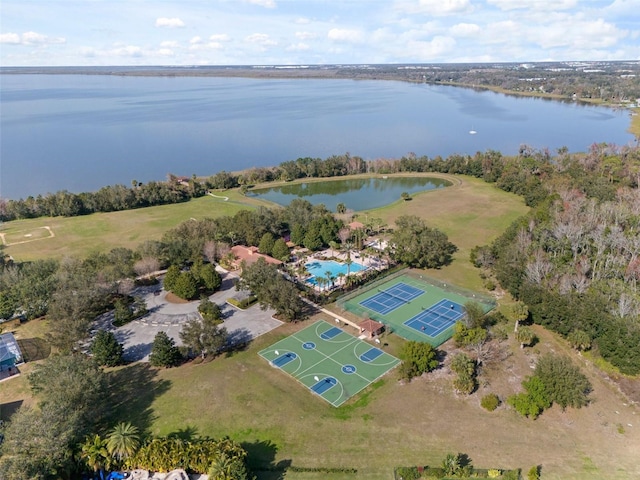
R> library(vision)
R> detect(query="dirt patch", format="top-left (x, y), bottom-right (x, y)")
top-left (164, 292), bottom-right (191, 304)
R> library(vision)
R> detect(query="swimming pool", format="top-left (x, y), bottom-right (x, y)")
top-left (305, 259), bottom-right (366, 285)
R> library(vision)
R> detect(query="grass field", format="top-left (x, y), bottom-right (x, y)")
top-left (2, 315), bottom-right (639, 479)
top-left (355, 174), bottom-right (529, 291)
top-left (7, 175), bottom-right (637, 479)
top-left (115, 316), bottom-right (640, 480)
top-left (1, 192), bottom-right (269, 261)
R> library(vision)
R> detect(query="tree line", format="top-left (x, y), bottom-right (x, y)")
top-left (5, 144), bottom-right (638, 222)
top-left (472, 143), bottom-right (640, 374)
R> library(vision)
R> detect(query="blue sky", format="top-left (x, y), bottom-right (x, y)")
top-left (1, 0), bottom-right (639, 66)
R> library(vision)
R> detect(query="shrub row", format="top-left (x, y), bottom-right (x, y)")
top-left (227, 295), bottom-right (258, 309)
top-left (395, 466), bottom-right (521, 480)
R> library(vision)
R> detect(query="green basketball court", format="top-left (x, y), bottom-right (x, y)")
top-left (259, 320), bottom-right (400, 407)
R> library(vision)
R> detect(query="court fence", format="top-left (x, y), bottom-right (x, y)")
top-left (333, 268), bottom-right (496, 346)
top-left (335, 268), bottom-right (496, 313)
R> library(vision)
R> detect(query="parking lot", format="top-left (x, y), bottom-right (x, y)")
top-left (96, 270), bottom-right (282, 362)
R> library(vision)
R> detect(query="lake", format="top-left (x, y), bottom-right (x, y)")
top-left (249, 176), bottom-right (450, 212)
top-left (0, 74), bottom-right (635, 200)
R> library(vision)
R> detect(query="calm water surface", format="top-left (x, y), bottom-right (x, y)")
top-left (250, 177), bottom-right (450, 211)
top-left (0, 75), bottom-right (635, 199)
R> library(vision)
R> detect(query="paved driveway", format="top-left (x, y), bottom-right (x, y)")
top-left (98, 270), bottom-right (282, 362)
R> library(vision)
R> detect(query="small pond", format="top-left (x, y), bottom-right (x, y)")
top-left (249, 176), bottom-right (451, 211)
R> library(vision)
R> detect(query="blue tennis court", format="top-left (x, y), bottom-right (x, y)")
top-left (359, 282), bottom-right (425, 315)
top-left (404, 299), bottom-right (465, 337)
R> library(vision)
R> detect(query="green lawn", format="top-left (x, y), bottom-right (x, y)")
top-left (1, 192), bottom-right (268, 261)
top-left (358, 174), bottom-right (529, 291)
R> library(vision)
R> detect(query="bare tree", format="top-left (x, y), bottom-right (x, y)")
top-left (134, 256), bottom-right (160, 278)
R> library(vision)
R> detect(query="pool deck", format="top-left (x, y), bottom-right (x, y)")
top-left (300, 248), bottom-right (388, 292)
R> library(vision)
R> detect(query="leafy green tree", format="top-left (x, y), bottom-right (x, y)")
top-left (399, 341), bottom-right (439, 380)
top-left (163, 264), bottom-right (181, 291)
top-left (198, 263), bottom-right (222, 292)
top-left (172, 271), bottom-right (198, 300)
top-left (303, 223), bottom-right (323, 251)
top-left (336, 202), bottom-right (347, 214)
top-left (149, 331), bottom-right (182, 367)
top-left (453, 322), bottom-right (488, 348)
top-left (0, 404), bottom-right (75, 480)
top-left (258, 232), bottom-right (276, 255)
top-left (114, 297), bottom-right (133, 324)
top-left (80, 434), bottom-right (111, 473)
top-left (198, 296), bottom-right (223, 323)
top-left (464, 301), bottom-right (487, 328)
top-left (389, 215), bottom-right (457, 268)
top-left (450, 353), bottom-right (477, 394)
top-left (507, 375), bottom-right (550, 419)
top-left (90, 329), bottom-right (124, 367)
top-left (28, 354), bottom-right (108, 429)
top-left (180, 317), bottom-right (228, 359)
top-left (0, 355), bottom-right (109, 478)
top-left (0, 290), bottom-right (16, 320)
top-left (535, 354), bottom-right (591, 409)
top-left (289, 224), bottom-right (306, 246)
top-left (400, 192), bottom-right (411, 201)
top-left (271, 238), bottom-right (291, 262)
top-left (107, 422), bottom-right (140, 463)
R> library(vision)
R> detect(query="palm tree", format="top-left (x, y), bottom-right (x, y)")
top-left (80, 434), bottom-right (110, 473)
top-left (325, 270), bottom-right (334, 289)
top-left (515, 326), bottom-right (536, 349)
top-left (209, 452), bottom-right (241, 480)
top-left (107, 422), bottom-right (140, 462)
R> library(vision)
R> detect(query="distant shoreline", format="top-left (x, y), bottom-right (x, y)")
top-left (3, 63), bottom-right (637, 117)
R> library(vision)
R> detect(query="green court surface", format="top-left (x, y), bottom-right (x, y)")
top-left (336, 271), bottom-right (495, 347)
top-left (258, 320), bottom-right (400, 407)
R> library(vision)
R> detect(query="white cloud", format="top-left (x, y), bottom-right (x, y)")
top-left (328, 28), bottom-right (364, 43)
top-left (246, 0), bottom-right (276, 8)
top-left (395, 0), bottom-right (472, 16)
top-left (0, 33), bottom-right (21, 44)
top-left (209, 34), bottom-right (230, 42)
top-left (487, 0), bottom-right (577, 11)
top-left (296, 31), bottom-right (316, 40)
top-left (449, 23), bottom-right (480, 37)
top-left (190, 36), bottom-right (202, 44)
top-left (0, 31), bottom-right (65, 45)
top-left (160, 41), bottom-right (178, 48)
top-left (286, 42), bottom-right (310, 52)
top-left (407, 36), bottom-right (456, 60)
top-left (157, 48), bottom-right (174, 56)
top-left (536, 18), bottom-right (625, 49)
top-left (295, 17), bottom-right (311, 25)
top-left (111, 45), bottom-right (143, 57)
top-left (155, 17), bottom-right (185, 28)
top-left (245, 33), bottom-right (277, 46)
